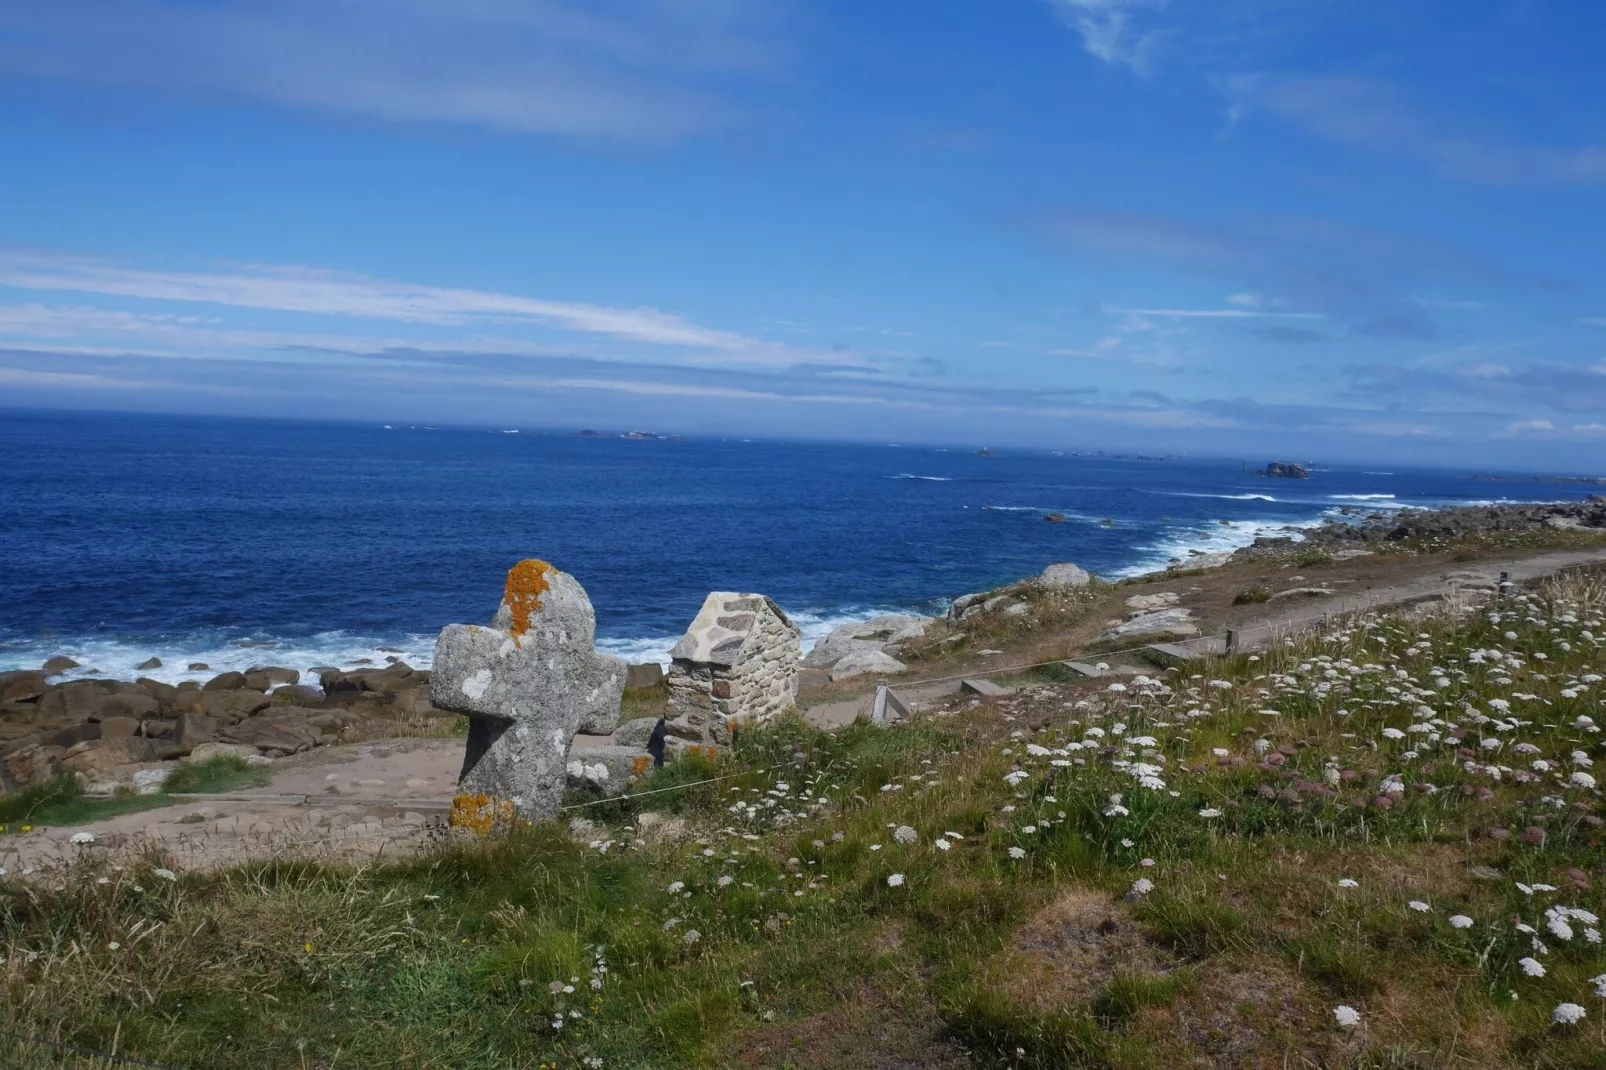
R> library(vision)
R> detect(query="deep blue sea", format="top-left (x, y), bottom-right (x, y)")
top-left (0, 409), bottom-right (1593, 681)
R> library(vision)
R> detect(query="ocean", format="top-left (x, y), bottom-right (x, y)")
top-left (0, 409), bottom-right (1592, 683)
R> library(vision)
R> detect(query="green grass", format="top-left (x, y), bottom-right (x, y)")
top-left (0, 757), bottom-right (270, 833)
top-left (5, 570), bottom-right (1606, 1067)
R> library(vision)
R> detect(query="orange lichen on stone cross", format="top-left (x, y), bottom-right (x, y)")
top-left (449, 793), bottom-right (515, 836)
top-left (503, 559), bottom-right (553, 648)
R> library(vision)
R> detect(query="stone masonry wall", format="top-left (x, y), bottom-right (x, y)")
top-left (666, 594), bottom-right (800, 743)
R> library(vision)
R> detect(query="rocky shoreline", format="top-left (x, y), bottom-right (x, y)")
top-left (1240, 497), bottom-right (1606, 554)
top-left (0, 663), bottom-right (435, 794)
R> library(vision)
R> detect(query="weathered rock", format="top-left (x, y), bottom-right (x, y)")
top-left (430, 560), bottom-right (627, 822)
top-left (203, 671), bottom-right (248, 692)
top-left (667, 592), bottom-right (801, 743)
top-left (137, 657), bottom-right (163, 671)
top-left (187, 662), bottom-right (210, 671)
top-left (565, 745), bottom-right (658, 797)
top-left (61, 737), bottom-right (163, 779)
top-left (947, 591), bottom-right (989, 621)
top-left (1125, 591), bottom-right (1179, 610)
top-left (98, 716), bottom-right (141, 741)
top-left (184, 742), bottom-right (265, 765)
top-left (804, 615), bottom-right (932, 670)
top-left (0, 671), bottom-right (48, 703)
top-left (1039, 562), bottom-right (1092, 589)
top-left (36, 680), bottom-right (117, 723)
top-left (244, 666), bottom-right (300, 690)
top-left (322, 665), bottom-right (415, 694)
top-left (1099, 607), bottom-right (1199, 640)
top-left (97, 692), bottom-right (160, 722)
top-left (829, 648), bottom-right (909, 681)
top-left (271, 684), bottom-right (327, 707)
top-left (3, 742), bottom-right (64, 787)
top-left (220, 715), bottom-right (323, 757)
top-left (614, 716), bottom-right (664, 748)
top-left (136, 677), bottom-right (179, 706)
top-left (42, 655), bottom-right (80, 673)
top-left (198, 690), bottom-right (271, 724)
top-left (625, 662), bottom-right (666, 690)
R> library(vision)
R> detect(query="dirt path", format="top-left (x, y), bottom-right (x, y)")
top-left (0, 740), bottom-right (461, 878)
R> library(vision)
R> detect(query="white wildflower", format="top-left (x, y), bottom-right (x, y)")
top-left (1008, 847), bottom-right (1027, 859)
top-left (1408, 900), bottom-right (1430, 913)
top-left (70, 832), bottom-right (95, 846)
top-left (1569, 771), bottom-right (1597, 789)
top-left (934, 838), bottom-right (952, 852)
top-left (153, 868), bottom-right (177, 882)
top-left (1338, 879), bottom-right (1359, 888)
top-left (893, 825), bottom-right (918, 844)
top-left (1449, 915), bottom-right (1474, 929)
top-left (886, 873), bottom-right (905, 888)
top-left (1519, 957), bottom-right (1546, 977)
top-left (1198, 808), bottom-right (1222, 818)
top-left (1129, 878), bottom-right (1153, 897)
top-left (1333, 1005), bottom-right (1361, 1028)
top-left (666, 881), bottom-right (684, 894)
top-left (1553, 1002), bottom-right (1587, 1025)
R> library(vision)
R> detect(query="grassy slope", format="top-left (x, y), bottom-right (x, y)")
top-left (4, 573), bottom-right (1606, 1067)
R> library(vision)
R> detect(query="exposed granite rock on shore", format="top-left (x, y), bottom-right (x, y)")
top-left (1238, 499), bottom-right (1606, 556)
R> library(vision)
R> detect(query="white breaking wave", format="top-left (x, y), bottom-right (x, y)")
top-left (0, 631), bottom-right (440, 686)
top-left (1330, 493), bottom-right (1396, 501)
top-left (1113, 516), bottom-right (1324, 579)
top-left (1153, 490), bottom-right (1278, 502)
top-left (892, 473), bottom-right (953, 482)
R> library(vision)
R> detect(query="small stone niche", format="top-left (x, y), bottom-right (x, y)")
top-left (666, 593), bottom-right (801, 743)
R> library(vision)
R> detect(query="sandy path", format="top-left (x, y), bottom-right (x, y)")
top-left (0, 740), bottom-right (462, 878)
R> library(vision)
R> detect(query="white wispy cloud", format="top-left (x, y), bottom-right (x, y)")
top-left (1252, 75), bottom-right (1606, 186)
top-left (0, 253), bottom-right (828, 366)
top-left (0, 1), bottom-right (795, 140)
top-left (1045, 0), bottom-right (1164, 73)
top-left (0, 367), bottom-right (153, 390)
top-left (1110, 306), bottom-right (1323, 320)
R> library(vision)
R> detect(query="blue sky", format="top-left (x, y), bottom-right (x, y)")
top-left (1, 1), bottom-right (1605, 467)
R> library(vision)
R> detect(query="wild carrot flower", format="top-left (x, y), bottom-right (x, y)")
top-left (1449, 915), bottom-right (1474, 929)
top-left (1337, 879), bottom-right (1358, 888)
top-left (886, 873), bottom-right (905, 887)
top-left (1408, 901), bottom-right (1430, 913)
top-left (1008, 847), bottom-right (1026, 859)
top-left (1198, 808), bottom-right (1222, 818)
top-left (1552, 1003), bottom-right (1586, 1025)
top-left (1333, 1005), bottom-right (1361, 1028)
top-left (893, 825), bottom-right (918, 844)
top-left (1519, 957), bottom-right (1546, 977)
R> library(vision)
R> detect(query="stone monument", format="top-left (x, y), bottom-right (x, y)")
top-left (430, 560), bottom-right (627, 822)
top-left (666, 593), bottom-right (801, 743)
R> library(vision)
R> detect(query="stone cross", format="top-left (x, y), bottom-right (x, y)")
top-left (429, 560), bottom-right (626, 822)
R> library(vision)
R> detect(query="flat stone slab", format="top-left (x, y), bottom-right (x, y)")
top-left (1141, 643), bottom-right (1201, 668)
top-left (960, 677), bottom-right (1013, 697)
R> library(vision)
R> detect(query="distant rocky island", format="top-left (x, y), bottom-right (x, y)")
top-left (1257, 461), bottom-right (1310, 479)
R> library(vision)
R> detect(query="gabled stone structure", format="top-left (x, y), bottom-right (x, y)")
top-left (666, 593), bottom-right (801, 743)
